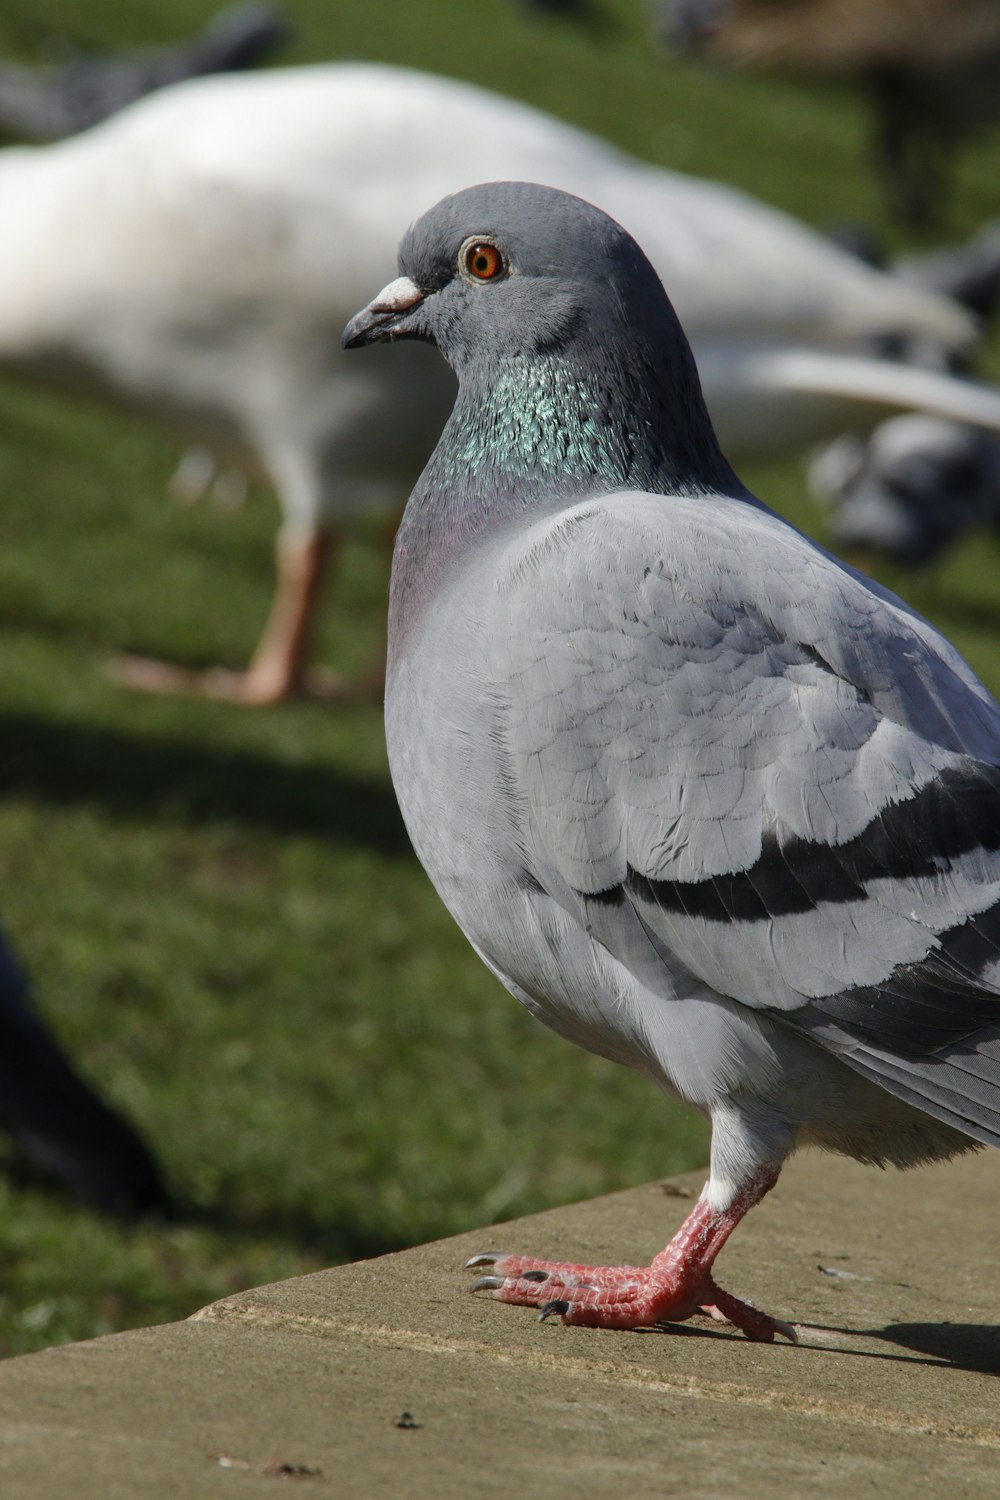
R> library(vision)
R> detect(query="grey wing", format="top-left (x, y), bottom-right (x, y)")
top-left (493, 491), bottom-right (1000, 1144)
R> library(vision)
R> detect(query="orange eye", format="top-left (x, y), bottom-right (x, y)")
top-left (463, 241), bottom-right (505, 281)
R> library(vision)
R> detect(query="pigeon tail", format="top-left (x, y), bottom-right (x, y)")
top-left (805, 1025), bottom-right (1000, 1153)
top-left (736, 347), bottom-right (1000, 436)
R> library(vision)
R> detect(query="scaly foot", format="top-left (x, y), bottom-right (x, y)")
top-left (466, 1250), bottom-right (795, 1341)
top-left (465, 1177), bottom-right (796, 1343)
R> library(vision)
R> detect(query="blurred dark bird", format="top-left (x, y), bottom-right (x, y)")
top-left (817, 216), bottom-right (1000, 391)
top-left (0, 925), bottom-right (169, 1217)
top-left (504, 0), bottom-right (612, 27)
top-left (810, 414), bottom-right (1000, 566)
top-left (809, 216), bottom-right (1000, 571)
top-left (894, 220), bottom-right (1000, 327)
top-left (2, 63), bottom-right (1000, 705)
top-left (659, 0), bottom-right (1000, 225)
top-left (0, 3), bottom-right (289, 140)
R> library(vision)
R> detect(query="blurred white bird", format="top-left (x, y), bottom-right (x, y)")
top-left (2, 62), bottom-right (1000, 703)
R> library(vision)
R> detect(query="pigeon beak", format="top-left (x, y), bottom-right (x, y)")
top-left (342, 276), bottom-right (427, 349)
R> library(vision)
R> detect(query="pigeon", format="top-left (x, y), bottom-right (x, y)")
top-left (658, 0), bottom-right (1000, 226)
top-left (0, 921), bottom-right (168, 1217)
top-left (810, 415), bottom-right (1000, 567)
top-left (344, 180), bottom-right (1000, 1341)
top-left (0, 5), bottom-right (289, 141)
top-left (3, 63), bottom-right (1000, 704)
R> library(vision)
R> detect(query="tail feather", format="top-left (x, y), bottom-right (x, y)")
top-left (741, 348), bottom-right (1000, 434)
top-left (809, 1021), bottom-right (1000, 1151)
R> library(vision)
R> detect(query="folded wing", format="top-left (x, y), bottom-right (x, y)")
top-left (494, 490), bottom-right (1000, 1143)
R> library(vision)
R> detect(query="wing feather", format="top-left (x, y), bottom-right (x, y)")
top-left (492, 490), bottom-right (1000, 1066)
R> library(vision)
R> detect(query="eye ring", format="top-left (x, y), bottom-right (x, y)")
top-left (459, 237), bottom-right (508, 283)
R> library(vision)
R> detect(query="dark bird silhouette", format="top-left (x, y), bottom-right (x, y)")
top-left (0, 925), bottom-right (169, 1217)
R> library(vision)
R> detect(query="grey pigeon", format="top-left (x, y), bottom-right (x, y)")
top-left (0, 923), bottom-right (168, 1217)
top-left (894, 219), bottom-right (1000, 328)
top-left (345, 181), bottom-right (1000, 1340)
top-left (0, 5), bottom-right (289, 141)
top-left (810, 415), bottom-right (1000, 567)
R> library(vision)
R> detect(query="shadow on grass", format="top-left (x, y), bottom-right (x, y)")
top-left (175, 1194), bottom-right (410, 1267)
top-left (2, 1150), bottom-right (410, 1267)
top-left (0, 710), bottom-right (409, 854)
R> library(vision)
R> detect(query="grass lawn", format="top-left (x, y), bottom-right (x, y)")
top-left (0, 0), bottom-right (999, 1357)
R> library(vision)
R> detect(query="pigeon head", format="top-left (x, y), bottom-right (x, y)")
top-left (344, 180), bottom-right (677, 375)
top-left (343, 181), bottom-right (733, 502)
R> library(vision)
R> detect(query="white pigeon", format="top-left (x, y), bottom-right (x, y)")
top-left (345, 180), bottom-right (1000, 1341)
top-left (2, 62), bottom-right (999, 703)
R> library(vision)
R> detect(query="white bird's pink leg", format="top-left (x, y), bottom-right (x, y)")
top-left (222, 528), bottom-right (337, 704)
top-left (108, 519), bottom-right (394, 705)
top-left (107, 528), bottom-right (334, 704)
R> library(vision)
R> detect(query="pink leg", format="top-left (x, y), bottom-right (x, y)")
top-left (468, 1168), bottom-right (795, 1343)
top-left (108, 528), bottom-right (382, 706)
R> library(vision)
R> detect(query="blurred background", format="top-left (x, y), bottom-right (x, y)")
top-left (1, 0), bottom-right (1000, 1357)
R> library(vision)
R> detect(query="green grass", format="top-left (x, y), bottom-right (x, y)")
top-left (0, 0), bottom-right (1000, 1358)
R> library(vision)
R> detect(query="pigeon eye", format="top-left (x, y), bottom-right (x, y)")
top-left (461, 240), bottom-right (506, 282)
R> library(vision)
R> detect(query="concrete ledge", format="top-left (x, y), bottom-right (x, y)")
top-left (0, 1151), bottom-right (998, 1497)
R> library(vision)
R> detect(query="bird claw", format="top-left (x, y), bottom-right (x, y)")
top-left (699, 1299), bottom-right (798, 1343)
top-left (470, 1275), bottom-right (505, 1293)
top-left (460, 1241), bottom-right (796, 1340)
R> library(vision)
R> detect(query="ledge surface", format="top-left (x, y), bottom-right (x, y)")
top-left (0, 1150), bottom-right (998, 1497)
